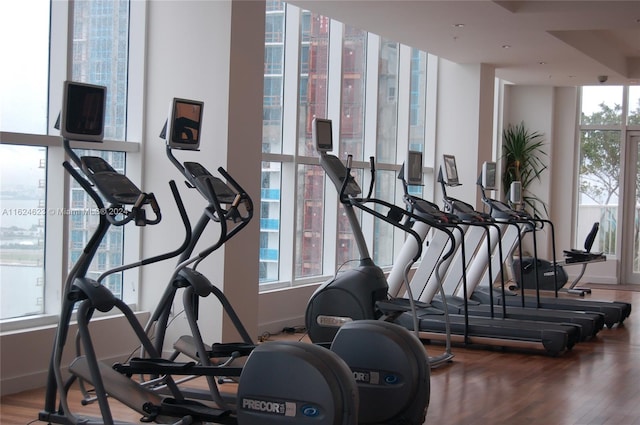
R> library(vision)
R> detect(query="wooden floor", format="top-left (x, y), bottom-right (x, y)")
top-left (1, 287), bottom-right (638, 425)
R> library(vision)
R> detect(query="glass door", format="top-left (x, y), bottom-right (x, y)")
top-left (623, 131), bottom-right (640, 283)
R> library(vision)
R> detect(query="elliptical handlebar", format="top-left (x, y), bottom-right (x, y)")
top-left (339, 155), bottom-right (354, 202)
top-left (104, 191), bottom-right (162, 227)
top-left (217, 165), bottom-right (253, 224)
top-left (165, 146), bottom-right (254, 264)
top-left (366, 156), bottom-right (375, 200)
top-left (97, 180), bottom-right (193, 284)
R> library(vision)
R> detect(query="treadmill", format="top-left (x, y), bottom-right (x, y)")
top-left (394, 160), bottom-right (604, 340)
top-left (472, 179), bottom-right (631, 329)
top-left (306, 138), bottom-right (582, 356)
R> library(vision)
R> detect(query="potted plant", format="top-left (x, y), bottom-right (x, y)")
top-left (501, 121), bottom-right (548, 217)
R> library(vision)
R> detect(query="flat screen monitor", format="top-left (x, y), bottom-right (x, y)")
top-left (482, 161), bottom-right (497, 190)
top-left (443, 154), bottom-right (460, 186)
top-left (406, 150), bottom-right (423, 186)
top-left (60, 81), bottom-right (106, 142)
top-left (166, 98), bottom-right (204, 150)
top-left (313, 118), bottom-right (333, 153)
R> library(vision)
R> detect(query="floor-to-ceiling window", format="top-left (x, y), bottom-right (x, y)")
top-left (258, 3), bottom-right (432, 290)
top-left (0, 0), bottom-right (143, 324)
top-left (577, 85), bottom-right (640, 283)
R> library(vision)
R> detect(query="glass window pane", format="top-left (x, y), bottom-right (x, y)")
top-left (72, 0), bottom-right (129, 140)
top-left (336, 168), bottom-right (363, 269)
top-left (407, 48), bottom-right (428, 199)
top-left (376, 39), bottom-right (399, 164)
top-left (69, 150), bottom-right (125, 297)
top-left (628, 86), bottom-right (640, 125)
top-left (580, 86), bottom-right (623, 125)
top-left (0, 0), bottom-right (50, 134)
top-left (373, 170), bottom-right (396, 266)
top-left (409, 48), bottom-right (427, 152)
top-left (340, 27), bottom-right (367, 161)
top-left (298, 12), bottom-right (330, 156)
top-left (634, 140), bottom-right (640, 273)
top-left (262, 0), bottom-right (285, 155)
top-left (577, 130), bottom-right (620, 255)
top-left (265, 11), bottom-right (284, 43)
top-left (259, 162), bottom-right (281, 283)
top-left (295, 164), bottom-right (325, 278)
top-left (0, 145), bottom-right (47, 319)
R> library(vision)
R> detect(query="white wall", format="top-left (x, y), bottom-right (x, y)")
top-left (0, 312), bottom-right (149, 396)
top-left (140, 0), bottom-right (265, 349)
top-left (140, 0), bottom-right (233, 353)
top-left (434, 59), bottom-right (495, 208)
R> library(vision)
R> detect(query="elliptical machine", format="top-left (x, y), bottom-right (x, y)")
top-left (146, 104), bottom-right (430, 425)
top-left (40, 83), bottom-right (360, 425)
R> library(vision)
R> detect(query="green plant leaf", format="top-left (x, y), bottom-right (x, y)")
top-left (501, 121), bottom-right (548, 217)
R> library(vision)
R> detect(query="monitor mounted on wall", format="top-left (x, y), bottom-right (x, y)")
top-left (60, 81), bottom-right (106, 142)
top-left (443, 154), bottom-right (460, 186)
top-left (166, 98), bottom-right (204, 150)
top-left (313, 118), bottom-right (333, 153)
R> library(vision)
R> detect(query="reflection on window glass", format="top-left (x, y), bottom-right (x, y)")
top-left (260, 161), bottom-right (281, 283)
top-left (72, 0), bottom-right (129, 140)
top-left (0, 0), bottom-right (50, 134)
top-left (0, 145), bottom-right (46, 319)
top-left (68, 150), bottom-right (126, 297)
top-left (580, 86), bottom-right (623, 125)
top-left (340, 26), bottom-right (367, 161)
top-left (295, 164), bottom-right (325, 278)
top-left (628, 86), bottom-right (640, 125)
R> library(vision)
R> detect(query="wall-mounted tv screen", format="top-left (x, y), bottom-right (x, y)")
top-left (60, 81), bottom-right (106, 142)
top-left (482, 161), bottom-right (497, 190)
top-left (166, 98), bottom-right (204, 150)
top-left (443, 154), bottom-right (460, 186)
top-left (406, 150), bottom-right (423, 186)
top-left (313, 118), bottom-right (333, 153)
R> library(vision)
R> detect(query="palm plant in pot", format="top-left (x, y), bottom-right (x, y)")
top-left (501, 121), bottom-right (548, 217)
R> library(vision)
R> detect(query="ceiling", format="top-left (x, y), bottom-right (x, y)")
top-left (287, 0), bottom-right (640, 86)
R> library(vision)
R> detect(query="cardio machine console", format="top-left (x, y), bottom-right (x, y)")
top-left (183, 161), bottom-right (237, 204)
top-left (320, 155), bottom-right (362, 197)
top-left (488, 198), bottom-right (527, 220)
top-left (446, 198), bottom-right (490, 222)
top-left (81, 156), bottom-right (143, 205)
top-left (411, 198), bottom-right (455, 224)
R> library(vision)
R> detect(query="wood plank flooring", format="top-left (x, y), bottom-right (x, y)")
top-left (1, 287), bottom-right (638, 425)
